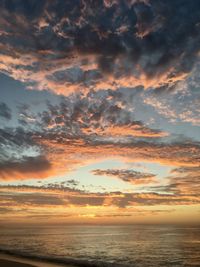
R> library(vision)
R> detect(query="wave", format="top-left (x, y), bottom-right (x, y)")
top-left (0, 248), bottom-right (131, 267)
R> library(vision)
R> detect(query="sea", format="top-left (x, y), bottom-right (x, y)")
top-left (0, 224), bottom-right (200, 267)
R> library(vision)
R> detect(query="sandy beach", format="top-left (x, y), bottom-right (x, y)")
top-left (0, 253), bottom-right (75, 267)
top-left (0, 258), bottom-right (36, 267)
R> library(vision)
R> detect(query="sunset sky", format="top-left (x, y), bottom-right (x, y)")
top-left (0, 0), bottom-right (200, 225)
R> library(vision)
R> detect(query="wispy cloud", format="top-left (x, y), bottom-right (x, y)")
top-left (92, 169), bottom-right (156, 184)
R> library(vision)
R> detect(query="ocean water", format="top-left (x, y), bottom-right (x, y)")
top-left (0, 225), bottom-right (200, 267)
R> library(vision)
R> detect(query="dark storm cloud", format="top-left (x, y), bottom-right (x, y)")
top-left (1, 0), bottom-right (200, 93)
top-left (0, 102), bottom-right (12, 120)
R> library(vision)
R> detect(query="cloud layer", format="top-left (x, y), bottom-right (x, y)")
top-left (1, 0), bottom-right (200, 94)
top-left (0, 1), bottom-right (200, 223)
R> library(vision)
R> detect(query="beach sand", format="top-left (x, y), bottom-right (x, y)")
top-left (0, 258), bottom-right (36, 267)
top-left (0, 253), bottom-right (75, 267)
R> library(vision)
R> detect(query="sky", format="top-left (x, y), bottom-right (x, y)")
top-left (0, 0), bottom-right (200, 225)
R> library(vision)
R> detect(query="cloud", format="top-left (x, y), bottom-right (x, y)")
top-left (168, 166), bottom-right (200, 195)
top-left (65, 179), bottom-right (80, 187)
top-left (0, 184), bottom-right (199, 211)
top-left (0, 207), bottom-right (15, 214)
top-left (0, 1), bottom-right (199, 223)
top-left (0, 102), bottom-right (12, 120)
top-left (1, 93), bottom-right (200, 181)
top-left (92, 169), bottom-right (156, 184)
top-left (0, 0), bottom-right (200, 95)
top-left (3, 192), bottom-right (65, 206)
top-left (143, 82), bottom-right (200, 126)
top-left (31, 93), bottom-right (200, 177)
top-left (0, 155), bottom-right (51, 180)
top-left (0, 128), bottom-right (52, 180)
top-left (36, 93), bottom-right (169, 141)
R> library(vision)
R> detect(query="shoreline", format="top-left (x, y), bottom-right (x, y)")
top-left (0, 249), bottom-right (129, 267)
top-left (0, 253), bottom-right (75, 267)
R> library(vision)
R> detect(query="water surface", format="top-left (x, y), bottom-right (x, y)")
top-left (0, 225), bottom-right (199, 267)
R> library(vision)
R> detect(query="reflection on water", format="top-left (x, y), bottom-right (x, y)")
top-left (0, 225), bottom-right (200, 266)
